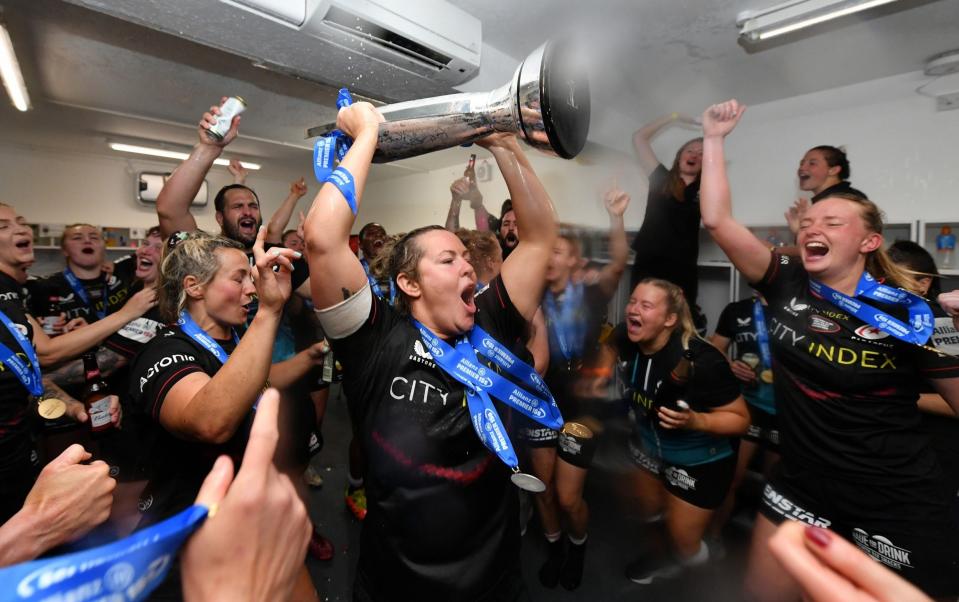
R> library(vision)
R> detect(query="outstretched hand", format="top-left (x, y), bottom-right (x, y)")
top-left (768, 522), bottom-right (932, 602)
top-left (702, 99), bottom-right (746, 138)
top-left (198, 97), bottom-right (240, 147)
top-left (335, 102), bottom-right (384, 139)
top-left (603, 186), bottom-right (630, 217)
top-left (183, 389), bottom-right (311, 602)
top-left (251, 226), bottom-right (297, 314)
top-left (228, 159), bottom-right (248, 184)
top-left (785, 197), bottom-right (809, 236)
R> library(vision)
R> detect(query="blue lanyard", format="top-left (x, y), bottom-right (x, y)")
top-left (360, 258), bottom-right (396, 305)
top-left (312, 88), bottom-right (354, 184)
top-left (0, 505), bottom-right (208, 601)
top-left (63, 268), bottom-right (108, 320)
top-left (752, 299), bottom-right (772, 371)
top-left (543, 281), bottom-right (586, 360)
top-left (0, 310), bottom-right (41, 397)
top-left (808, 271), bottom-right (933, 346)
top-left (177, 311), bottom-right (238, 365)
top-left (412, 320), bottom-right (564, 470)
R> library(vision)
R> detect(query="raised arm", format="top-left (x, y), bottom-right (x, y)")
top-left (596, 186), bottom-right (630, 298)
top-left (633, 112), bottom-right (699, 177)
top-left (266, 178), bottom-right (307, 244)
top-left (156, 100), bottom-right (240, 237)
top-left (445, 177), bottom-right (470, 231)
top-left (481, 134), bottom-right (557, 321)
top-left (700, 100), bottom-right (771, 283)
top-left (157, 230), bottom-right (297, 444)
top-left (304, 103), bottom-right (383, 311)
top-left (32, 286), bottom-right (157, 365)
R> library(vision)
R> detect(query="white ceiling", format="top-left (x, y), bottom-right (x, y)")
top-left (0, 0), bottom-right (957, 177)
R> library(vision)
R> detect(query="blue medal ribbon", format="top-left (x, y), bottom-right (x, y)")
top-left (808, 271), bottom-right (934, 346)
top-left (63, 268), bottom-right (108, 320)
top-left (0, 505), bottom-right (208, 601)
top-left (0, 310), bottom-right (41, 397)
top-left (543, 282), bottom-right (586, 361)
top-left (752, 299), bottom-right (773, 371)
top-left (360, 258), bottom-right (396, 305)
top-left (312, 87), bottom-right (356, 196)
top-left (177, 311), bottom-right (238, 365)
top-left (412, 319), bottom-right (563, 470)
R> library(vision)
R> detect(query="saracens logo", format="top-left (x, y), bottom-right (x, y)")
top-left (854, 324), bottom-right (891, 340)
top-left (852, 528), bottom-right (913, 570)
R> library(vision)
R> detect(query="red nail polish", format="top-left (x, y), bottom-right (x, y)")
top-left (805, 526), bottom-right (831, 548)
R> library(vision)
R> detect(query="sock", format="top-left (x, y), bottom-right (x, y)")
top-left (560, 533), bottom-right (587, 591)
top-left (679, 541), bottom-right (709, 568)
top-left (538, 534), bottom-right (566, 588)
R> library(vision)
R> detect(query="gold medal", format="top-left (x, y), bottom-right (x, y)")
top-left (37, 397), bottom-right (67, 420)
top-left (760, 369), bottom-right (774, 384)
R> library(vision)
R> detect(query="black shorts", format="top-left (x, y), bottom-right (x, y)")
top-left (557, 426), bottom-right (596, 469)
top-left (510, 410), bottom-right (558, 448)
top-left (760, 464), bottom-right (959, 596)
top-left (743, 406), bottom-right (780, 450)
top-left (628, 440), bottom-right (736, 510)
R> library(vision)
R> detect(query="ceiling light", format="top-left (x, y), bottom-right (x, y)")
top-left (737, 0), bottom-right (899, 42)
top-left (0, 20), bottom-right (30, 111)
top-left (109, 142), bottom-right (261, 170)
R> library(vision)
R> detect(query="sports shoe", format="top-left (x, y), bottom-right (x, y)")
top-left (625, 556), bottom-right (682, 585)
top-left (345, 486), bottom-right (367, 521)
top-left (559, 539), bottom-right (586, 591)
top-left (308, 528), bottom-right (334, 561)
top-left (304, 465), bottom-right (324, 488)
top-left (538, 538), bottom-right (565, 588)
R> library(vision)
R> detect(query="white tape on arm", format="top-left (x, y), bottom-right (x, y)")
top-left (314, 283), bottom-right (373, 339)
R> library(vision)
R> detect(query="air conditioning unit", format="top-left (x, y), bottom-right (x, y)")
top-left (64, 0), bottom-right (482, 100)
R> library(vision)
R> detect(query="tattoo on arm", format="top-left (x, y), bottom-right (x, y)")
top-left (41, 377), bottom-right (76, 403)
top-left (46, 348), bottom-right (127, 387)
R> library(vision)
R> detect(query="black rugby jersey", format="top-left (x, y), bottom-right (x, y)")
top-left (0, 271), bottom-right (38, 480)
top-left (714, 298), bottom-right (777, 414)
top-left (28, 256), bottom-right (137, 324)
top-left (754, 252), bottom-right (959, 484)
top-left (631, 163), bottom-right (701, 301)
top-left (330, 276), bottom-right (525, 601)
top-left (128, 327), bottom-right (251, 523)
top-left (615, 326), bottom-right (741, 465)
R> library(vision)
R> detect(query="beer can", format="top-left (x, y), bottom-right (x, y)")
top-left (207, 96), bottom-right (246, 141)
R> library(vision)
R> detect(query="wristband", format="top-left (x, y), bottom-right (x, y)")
top-left (328, 166), bottom-right (358, 215)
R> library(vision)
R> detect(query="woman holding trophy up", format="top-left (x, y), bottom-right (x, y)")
top-left (304, 101), bottom-right (561, 601)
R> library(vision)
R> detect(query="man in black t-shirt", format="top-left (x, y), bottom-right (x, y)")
top-left (28, 224), bottom-right (137, 333)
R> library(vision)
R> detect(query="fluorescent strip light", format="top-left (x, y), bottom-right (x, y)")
top-left (739, 0), bottom-right (899, 42)
top-left (109, 143), bottom-right (261, 170)
top-left (0, 21), bottom-right (30, 111)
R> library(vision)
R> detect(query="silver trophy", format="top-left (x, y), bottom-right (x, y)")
top-left (306, 39), bottom-right (590, 161)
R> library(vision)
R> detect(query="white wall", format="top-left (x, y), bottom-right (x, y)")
top-left (2, 68), bottom-right (956, 243)
top-left (0, 141), bottom-right (313, 233)
top-left (361, 69), bottom-right (959, 232)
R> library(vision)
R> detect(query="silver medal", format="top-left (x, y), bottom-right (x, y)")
top-left (510, 471), bottom-right (546, 493)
